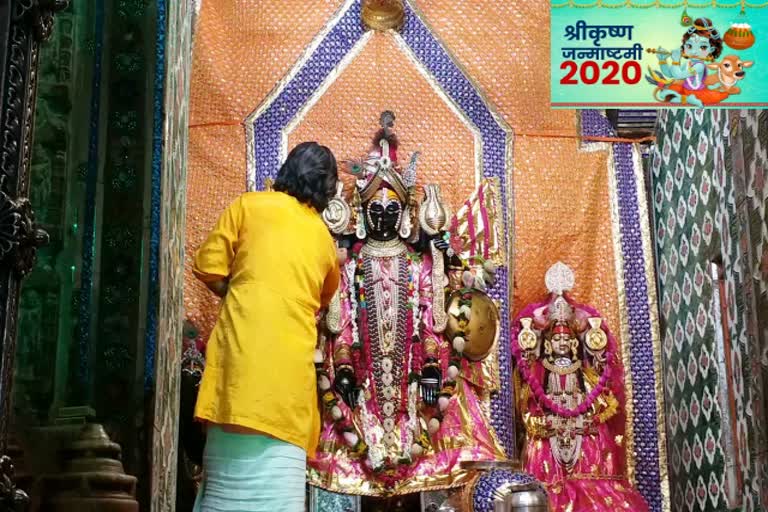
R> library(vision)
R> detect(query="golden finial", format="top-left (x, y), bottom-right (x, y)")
top-left (361, 0), bottom-right (405, 32)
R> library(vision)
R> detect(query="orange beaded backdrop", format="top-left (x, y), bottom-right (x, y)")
top-left (186, 0), bottom-right (619, 359)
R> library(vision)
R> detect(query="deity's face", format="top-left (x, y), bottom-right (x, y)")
top-left (365, 187), bottom-right (403, 241)
top-left (550, 332), bottom-right (576, 359)
top-left (684, 33), bottom-right (714, 59)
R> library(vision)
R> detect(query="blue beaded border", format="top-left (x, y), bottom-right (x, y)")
top-left (580, 110), bottom-right (665, 511)
top-left (245, 0), bottom-right (515, 455)
top-left (144, 0), bottom-right (167, 389)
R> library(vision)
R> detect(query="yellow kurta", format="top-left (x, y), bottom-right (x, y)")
top-left (193, 191), bottom-right (340, 454)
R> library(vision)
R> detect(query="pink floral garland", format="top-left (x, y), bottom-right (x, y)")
top-left (511, 304), bottom-right (616, 418)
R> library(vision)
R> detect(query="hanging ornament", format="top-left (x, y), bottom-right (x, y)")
top-left (724, 8), bottom-right (755, 50)
top-left (680, 7), bottom-right (692, 27)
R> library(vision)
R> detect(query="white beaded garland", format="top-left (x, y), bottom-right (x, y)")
top-left (318, 375), bottom-right (331, 391)
top-left (343, 431), bottom-right (359, 447)
top-left (462, 271), bottom-right (475, 288)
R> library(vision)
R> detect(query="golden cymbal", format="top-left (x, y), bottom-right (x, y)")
top-left (445, 289), bottom-right (499, 361)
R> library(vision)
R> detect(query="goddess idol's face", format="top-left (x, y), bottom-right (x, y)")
top-left (550, 332), bottom-right (576, 358)
top-left (684, 33), bottom-right (714, 59)
top-left (365, 188), bottom-right (403, 242)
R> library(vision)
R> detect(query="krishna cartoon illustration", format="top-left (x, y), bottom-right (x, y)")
top-left (646, 15), bottom-right (755, 106)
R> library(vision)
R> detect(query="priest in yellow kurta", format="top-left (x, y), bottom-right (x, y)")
top-left (191, 142), bottom-right (340, 512)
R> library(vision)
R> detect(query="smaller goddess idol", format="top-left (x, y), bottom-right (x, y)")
top-left (647, 17), bottom-right (730, 106)
top-left (511, 262), bottom-right (649, 511)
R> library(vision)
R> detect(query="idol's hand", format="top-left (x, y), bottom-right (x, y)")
top-left (431, 232), bottom-right (454, 257)
top-left (334, 367), bottom-right (358, 408)
top-left (420, 365), bottom-right (442, 406)
top-left (670, 48), bottom-right (682, 63)
top-left (433, 238), bottom-right (450, 253)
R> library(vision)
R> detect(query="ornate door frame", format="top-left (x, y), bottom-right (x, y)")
top-left (0, 0), bottom-right (67, 508)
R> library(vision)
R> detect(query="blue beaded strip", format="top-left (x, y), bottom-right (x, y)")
top-left (247, 0), bottom-right (515, 456)
top-left (580, 110), bottom-right (664, 511)
top-left (400, 4), bottom-right (514, 455)
top-left (144, 0), bottom-right (167, 389)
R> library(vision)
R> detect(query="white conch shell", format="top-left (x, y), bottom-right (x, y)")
top-left (545, 261), bottom-right (575, 295)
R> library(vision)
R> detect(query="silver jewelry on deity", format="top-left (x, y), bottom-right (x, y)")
top-left (402, 151), bottom-right (419, 189)
top-left (545, 261), bottom-right (575, 296)
top-left (361, 238), bottom-right (407, 258)
top-left (326, 288), bottom-right (342, 334)
top-left (322, 182), bottom-right (352, 234)
top-left (549, 296), bottom-right (574, 324)
top-left (546, 372), bottom-right (585, 471)
top-left (419, 184), bottom-right (449, 235)
top-left (356, 205), bottom-right (367, 239)
top-left (361, 248), bottom-right (409, 445)
top-left (399, 205), bottom-right (412, 239)
top-left (543, 357), bottom-right (581, 376)
top-left (430, 241), bottom-right (448, 333)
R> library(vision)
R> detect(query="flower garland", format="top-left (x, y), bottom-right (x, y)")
top-left (511, 311), bottom-right (615, 418)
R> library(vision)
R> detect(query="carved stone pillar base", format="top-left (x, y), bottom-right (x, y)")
top-left (40, 424), bottom-right (138, 512)
top-left (0, 455), bottom-right (30, 512)
top-left (3, 439), bottom-right (31, 495)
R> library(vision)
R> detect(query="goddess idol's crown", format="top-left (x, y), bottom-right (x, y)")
top-left (353, 111), bottom-right (418, 204)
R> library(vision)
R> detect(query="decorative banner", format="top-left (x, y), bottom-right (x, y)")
top-left (550, 1), bottom-right (768, 108)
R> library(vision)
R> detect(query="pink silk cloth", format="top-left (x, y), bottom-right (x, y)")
top-left (515, 296), bottom-right (650, 512)
top-left (308, 243), bottom-right (505, 496)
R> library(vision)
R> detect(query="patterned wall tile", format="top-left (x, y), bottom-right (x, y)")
top-left (729, 110), bottom-right (768, 510)
top-left (653, 109), bottom-right (767, 511)
top-left (653, 110), bottom-right (728, 512)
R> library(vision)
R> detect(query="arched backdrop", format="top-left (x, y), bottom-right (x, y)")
top-left (177, 1), bottom-right (670, 510)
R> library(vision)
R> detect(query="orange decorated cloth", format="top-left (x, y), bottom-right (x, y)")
top-left (186, 1), bottom-right (621, 345)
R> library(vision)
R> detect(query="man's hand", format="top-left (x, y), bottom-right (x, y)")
top-left (206, 279), bottom-right (228, 298)
top-left (337, 247), bottom-right (348, 265)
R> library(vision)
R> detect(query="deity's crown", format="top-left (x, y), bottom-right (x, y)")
top-left (545, 262), bottom-right (575, 325)
top-left (353, 111), bottom-right (417, 204)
